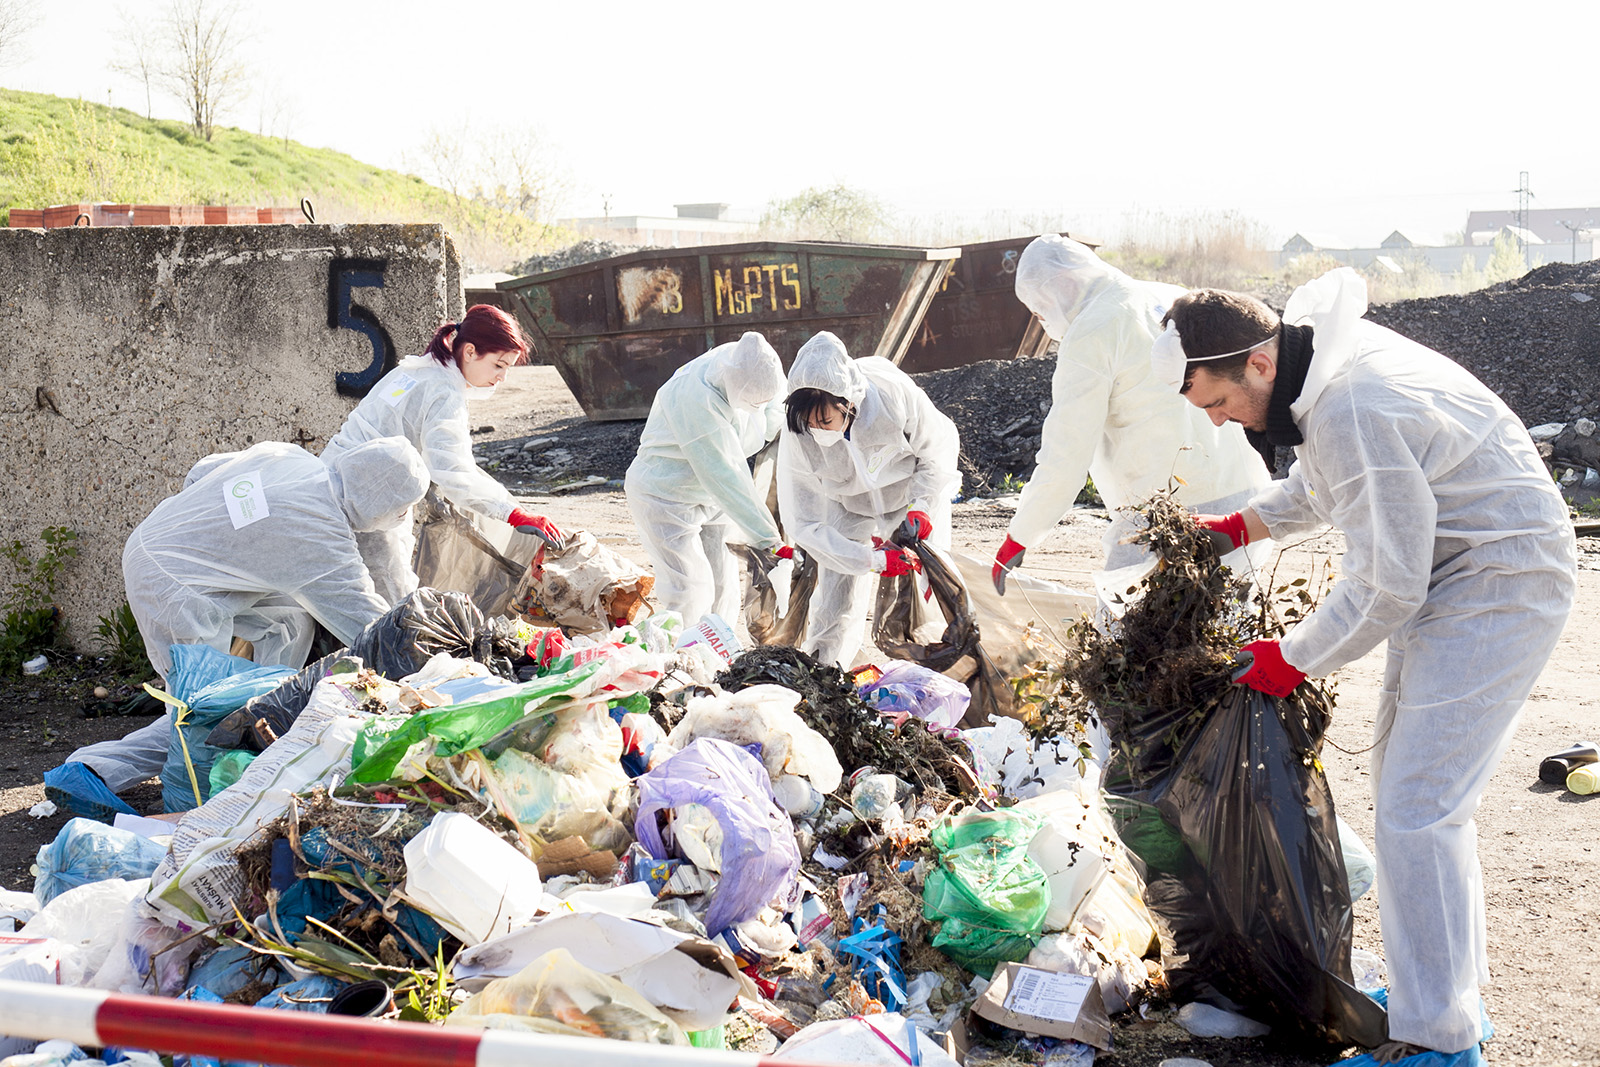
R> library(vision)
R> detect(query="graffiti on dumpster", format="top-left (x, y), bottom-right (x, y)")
top-left (714, 263), bottom-right (802, 317)
top-left (618, 266), bottom-right (684, 322)
top-left (329, 258), bottom-right (397, 398)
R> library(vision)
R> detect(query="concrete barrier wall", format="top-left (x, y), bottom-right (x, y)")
top-left (0, 223), bottom-right (464, 648)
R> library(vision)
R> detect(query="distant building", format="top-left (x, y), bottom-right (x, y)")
top-left (1464, 207), bottom-right (1600, 248)
top-left (561, 202), bottom-right (759, 248)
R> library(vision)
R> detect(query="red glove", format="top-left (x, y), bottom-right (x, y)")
top-left (527, 628), bottom-right (567, 668)
top-left (508, 508), bottom-right (565, 549)
top-left (904, 510), bottom-right (933, 540)
top-left (992, 535), bottom-right (1027, 595)
top-left (1232, 639), bottom-right (1306, 697)
top-left (774, 545), bottom-right (795, 560)
top-left (871, 541), bottom-right (921, 577)
top-left (1195, 512), bottom-right (1249, 550)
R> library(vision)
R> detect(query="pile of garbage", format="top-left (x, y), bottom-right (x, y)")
top-left (0, 505), bottom-right (1387, 1067)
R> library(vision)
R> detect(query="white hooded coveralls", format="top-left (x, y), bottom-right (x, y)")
top-left (75, 438), bottom-right (429, 791)
top-left (1246, 270), bottom-right (1577, 1054)
top-left (322, 355), bottom-right (519, 604)
top-left (1010, 235), bottom-right (1270, 567)
top-left (777, 332), bottom-right (961, 667)
top-left (625, 332), bottom-right (787, 625)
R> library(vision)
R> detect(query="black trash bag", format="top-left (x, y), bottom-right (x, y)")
top-left (871, 530), bottom-right (1014, 728)
top-left (729, 544), bottom-right (817, 648)
top-left (1101, 675), bottom-right (1388, 1048)
top-left (205, 588), bottom-right (522, 752)
top-left (412, 496), bottom-right (532, 617)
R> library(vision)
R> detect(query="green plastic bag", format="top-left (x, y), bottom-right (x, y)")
top-left (348, 661), bottom-right (604, 784)
top-left (207, 749), bottom-right (257, 796)
top-left (922, 808), bottom-right (1050, 972)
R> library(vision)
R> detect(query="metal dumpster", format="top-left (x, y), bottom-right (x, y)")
top-left (497, 240), bottom-right (959, 421)
top-left (897, 232), bottom-right (1101, 374)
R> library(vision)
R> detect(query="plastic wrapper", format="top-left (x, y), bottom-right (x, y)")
top-left (32, 819), bottom-right (167, 906)
top-left (666, 684), bottom-right (843, 797)
top-left (856, 661), bottom-right (970, 729)
top-left (447, 947), bottom-right (688, 1045)
top-left (160, 644), bottom-right (297, 811)
top-left (922, 808), bottom-right (1049, 973)
top-left (1102, 683), bottom-right (1387, 1046)
top-left (478, 706), bottom-right (634, 852)
top-left (634, 738), bottom-right (800, 937)
top-left (206, 588), bottom-right (522, 752)
top-left (769, 1012), bottom-right (959, 1067)
top-left (729, 543), bottom-right (818, 647)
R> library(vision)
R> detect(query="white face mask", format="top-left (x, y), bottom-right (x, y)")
top-left (810, 428), bottom-right (846, 447)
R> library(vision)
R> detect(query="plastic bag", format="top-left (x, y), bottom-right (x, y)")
top-left (207, 750), bottom-right (256, 796)
top-left (770, 1012), bottom-right (959, 1067)
top-left (400, 811), bottom-right (543, 946)
top-left (348, 656), bottom-right (615, 784)
top-left (922, 808), bottom-right (1049, 973)
top-left (206, 588), bottom-right (522, 752)
top-left (729, 543), bottom-right (818, 648)
top-left (478, 707), bottom-right (635, 853)
top-left (413, 496), bottom-right (530, 617)
top-left (666, 684), bottom-right (843, 797)
top-left (20, 877), bottom-right (149, 987)
top-left (634, 739), bottom-right (800, 937)
top-left (1101, 682), bottom-right (1387, 1046)
top-left (447, 947), bottom-right (688, 1045)
top-left (857, 662), bottom-right (970, 730)
top-left (518, 530), bottom-right (656, 635)
top-left (160, 645), bottom-right (297, 811)
top-left (32, 819), bottom-right (167, 906)
top-left (1016, 787), bottom-right (1115, 933)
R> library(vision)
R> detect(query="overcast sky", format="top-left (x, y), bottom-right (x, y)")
top-left (6, 0), bottom-right (1598, 246)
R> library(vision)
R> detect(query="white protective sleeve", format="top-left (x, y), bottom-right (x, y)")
top-left (323, 357), bottom-right (517, 522)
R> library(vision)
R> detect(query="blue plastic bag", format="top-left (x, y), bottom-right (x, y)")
top-left (634, 737), bottom-right (800, 937)
top-left (161, 644), bottom-right (296, 812)
top-left (43, 762), bottom-right (138, 823)
top-left (33, 818), bottom-right (168, 905)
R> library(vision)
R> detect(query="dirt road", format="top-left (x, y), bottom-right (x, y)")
top-left (3, 365), bottom-right (1596, 1066)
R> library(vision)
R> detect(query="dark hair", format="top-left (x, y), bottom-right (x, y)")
top-left (423, 303), bottom-right (529, 368)
top-left (785, 388), bottom-right (855, 436)
top-left (1163, 289), bottom-right (1280, 386)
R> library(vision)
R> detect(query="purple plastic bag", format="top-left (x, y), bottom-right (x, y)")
top-left (634, 737), bottom-right (800, 937)
top-left (858, 662), bottom-right (971, 730)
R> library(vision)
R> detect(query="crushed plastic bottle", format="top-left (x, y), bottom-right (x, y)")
top-left (22, 654), bottom-right (48, 675)
top-left (849, 769), bottom-right (913, 821)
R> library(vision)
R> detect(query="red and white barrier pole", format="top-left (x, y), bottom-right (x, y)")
top-left (0, 981), bottom-right (833, 1067)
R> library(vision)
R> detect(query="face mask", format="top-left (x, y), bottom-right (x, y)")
top-left (810, 429), bottom-right (845, 447)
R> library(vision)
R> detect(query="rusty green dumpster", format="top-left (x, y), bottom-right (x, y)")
top-left (496, 240), bottom-right (959, 421)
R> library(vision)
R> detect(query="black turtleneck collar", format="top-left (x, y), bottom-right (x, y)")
top-left (1265, 323), bottom-right (1314, 447)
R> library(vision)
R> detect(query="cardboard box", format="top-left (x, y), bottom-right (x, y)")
top-left (970, 962), bottom-right (1112, 1050)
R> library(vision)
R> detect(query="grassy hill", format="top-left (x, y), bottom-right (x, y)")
top-left (0, 88), bottom-right (567, 270)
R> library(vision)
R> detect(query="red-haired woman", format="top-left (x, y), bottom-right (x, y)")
top-left (322, 303), bottom-right (565, 604)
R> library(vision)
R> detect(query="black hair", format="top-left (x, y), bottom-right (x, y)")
top-left (785, 388), bottom-right (855, 436)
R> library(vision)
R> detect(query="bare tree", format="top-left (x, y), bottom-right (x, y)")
top-left (157, 0), bottom-right (250, 141)
top-left (407, 124), bottom-right (573, 231)
top-left (109, 7), bottom-right (160, 119)
top-left (0, 0), bottom-right (39, 70)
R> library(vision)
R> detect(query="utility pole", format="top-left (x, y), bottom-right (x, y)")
top-left (1514, 171), bottom-right (1535, 268)
top-left (1558, 219), bottom-right (1595, 264)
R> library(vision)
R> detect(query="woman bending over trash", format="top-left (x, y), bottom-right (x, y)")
top-left (322, 303), bottom-right (566, 604)
top-left (777, 331), bottom-right (960, 667)
top-left (625, 331), bottom-right (791, 626)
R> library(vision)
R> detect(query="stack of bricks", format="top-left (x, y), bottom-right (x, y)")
top-left (5, 203), bottom-right (306, 227)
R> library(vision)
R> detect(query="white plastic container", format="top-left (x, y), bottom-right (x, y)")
top-left (401, 811), bottom-right (542, 945)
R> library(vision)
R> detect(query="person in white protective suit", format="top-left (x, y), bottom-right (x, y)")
top-left (624, 331), bottom-right (790, 625)
top-left (989, 235), bottom-right (1271, 594)
top-left (65, 437), bottom-right (430, 796)
top-left (322, 303), bottom-right (565, 605)
top-left (1158, 267), bottom-right (1576, 1067)
top-left (777, 331), bottom-right (961, 668)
